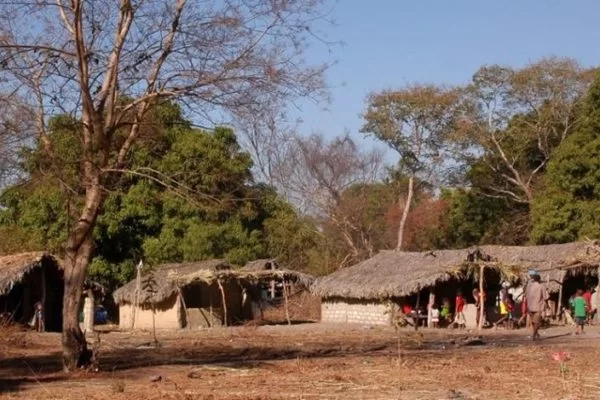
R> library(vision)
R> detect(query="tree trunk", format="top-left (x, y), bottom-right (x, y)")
top-left (62, 236), bottom-right (94, 371)
top-left (396, 175), bottom-right (414, 251)
top-left (62, 182), bottom-right (103, 372)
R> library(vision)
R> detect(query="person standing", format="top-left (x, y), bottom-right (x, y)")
top-left (525, 273), bottom-right (548, 340)
top-left (583, 287), bottom-right (593, 324)
top-left (453, 290), bottom-right (466, 329)
top-left (573, 289), bottom-right (587, 335)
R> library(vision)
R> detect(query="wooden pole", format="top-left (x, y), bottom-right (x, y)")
top-left (217, 279), bottom-right (228, 326)
top-left (40, 265), bottom-right (46, 333)
top-left (177, 287), bottom-right (190, 329)
top-left (556, 270), bottom-right (565, 322)
top-left (83, 289), bottom-right (94, 334)
top-left (414, 289), bottom-right (421, 331)
top-left (427, 292), bottom-right (434, 328)
top-left (283, 279), bottom-right (291, 326)
top-left (131, 261), bottom-right (142, 330)
top-left (478, 264), bottom-right (485, 332)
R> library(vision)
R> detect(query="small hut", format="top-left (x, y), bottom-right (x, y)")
top-left (0, 252), bottom-right (64, 331)
top-left (113, 260), bottom-right (251, 330)
top-left (311, 248), bottom-right (504, 327)
top-left (241, 259), bottom-right (318, 323)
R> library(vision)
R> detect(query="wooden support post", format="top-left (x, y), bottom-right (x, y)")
top-left (556, 270), bottom-right (565, 322)
top-left (478, 265), bottom-right (485, 332)
top-left (83, 290), bottom-right (94, 334)
top-left (131, 261), bottom-right (142, 330)
top-left (40, 266), bottom-right (46, 333)
top-left (414, 290), bottom-right (421, 331)
top-left (177, 287), bottom-right (189, 329)
top-left (283, 280), bottom-right (291, 326)
top-left (427, 292), bottom-right (435, 328)
top-left (217, 279), bottom-right (228, 326)
top-left (270, 280), bottom-right (275, 299)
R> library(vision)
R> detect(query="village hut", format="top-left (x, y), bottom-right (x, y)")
top-left (113, 260), bottom-right (253, 330)
top-left (311, 241), bottom-right (600, 327)
top-left (0, 252), bottom-right (64, 331)
top-left (241, 259), bottom-right (318, 323)
top-left (311, 248), bottom-right (509, 327)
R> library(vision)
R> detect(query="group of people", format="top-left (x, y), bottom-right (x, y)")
top-left (430, 291), bottom-right (467, 329)
top-left (403, 271), bottom-right (596, 339)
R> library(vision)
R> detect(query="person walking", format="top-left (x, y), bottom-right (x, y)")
top-left (525, 273), bottom-right (549, 340)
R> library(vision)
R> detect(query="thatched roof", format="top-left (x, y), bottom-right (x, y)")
top-left (242, 259), bottom-right (278, 272)
top-left (241, 259), bottom-right (315, 287)
top-left (113, 258), bottom-right (316, 306)
top-left (0, 252), bottom-right (62, 296)
top-left (480, 242), bottom-right (600, 292)
top-left (311, 248), bottom-right (491, 300)
top-left (311, 241), bottom-right (600, 300)
top-left (113, 259), bottom-right (232, 305)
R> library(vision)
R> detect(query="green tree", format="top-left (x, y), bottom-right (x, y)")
top-left (361, 85), bottom-right (462, 250)
top-left (531, 72), bottom-right (600, 243)
top-left (0, 106), bottom-right (299, 287)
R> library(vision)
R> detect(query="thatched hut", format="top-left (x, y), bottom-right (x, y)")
top-left (0, 252), bottom-right (64, 331)
top-left (241, 259), bottom-right (318, 323)
top-left (113, 260), bottom-right (253, 330)
top-left (311, 242), bottom-right (600, 327)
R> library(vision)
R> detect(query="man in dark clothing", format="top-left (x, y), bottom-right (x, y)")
top-left (525, 273), bottom-right (548, 340)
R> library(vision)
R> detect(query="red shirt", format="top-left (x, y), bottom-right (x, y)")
top-left (521, 298), bottom-right (527, 314)
top-left (455, 296), bottom-right (465, 312)
top-left (402, 304), bottom-right (413, 314)
top-left (583, 291), bottom-right (592, 310)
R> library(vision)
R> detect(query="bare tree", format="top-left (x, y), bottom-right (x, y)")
top-left (233, 104), bottom-right (298, 187)
top-left (0, 96), bottom-right (34, 189)
top-left (276, 132), bottom-right (385, 267)
top-left (361, 85), bottom-right (461, 251)
top-left (279, 133), bottom-right (384, 214)
top-left (460, 57), bottom-right (594, 203)
top-left (0, 0), bottom-right (331, 370)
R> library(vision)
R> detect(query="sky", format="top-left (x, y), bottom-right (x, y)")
top-left (296, 0), bottom-right (600, 152)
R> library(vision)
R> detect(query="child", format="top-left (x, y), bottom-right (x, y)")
top-left (573, 289), bottom-right (587, 335)
top-left (496, 294), bottom-right (510, 329)
top-left (431, 304), bottom-right (440, 328)
top-left (440, 298), bottom-right (451, 325)
top-left (506, 294), bottom-right (515, 330)
top-left (454, 291), bottom-right (466, 329)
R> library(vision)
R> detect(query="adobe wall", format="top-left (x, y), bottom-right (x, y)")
top-left (321, 299), bottom-right (390, 325)
top-left (119, 294), bottom-right (181, 330)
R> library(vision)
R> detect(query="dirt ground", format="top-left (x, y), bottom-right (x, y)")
top-left (1, 323), bottom-right (600, 400)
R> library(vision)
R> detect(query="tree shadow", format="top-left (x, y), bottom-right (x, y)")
top-left (0, 329), bottom-right (573, 394)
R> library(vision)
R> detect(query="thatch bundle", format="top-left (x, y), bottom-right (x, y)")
top-left (0, 252), bottom-right (62, 296)
top-left (311, 241), bottom-right (600, 300)
top-left (113, 259), bottom-right (315, 305)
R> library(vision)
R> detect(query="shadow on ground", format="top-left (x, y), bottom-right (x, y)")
top-left (0, 326), bottom-right (582, 394)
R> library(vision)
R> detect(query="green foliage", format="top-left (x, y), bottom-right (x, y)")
top-left (532, 72), bottom-right (600, 244)
top-left (440, 189), bottom-right (521, 247)
top-left (0, 101), bottom-right (311, 288)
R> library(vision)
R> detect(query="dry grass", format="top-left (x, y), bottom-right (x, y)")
top-left (1, 324), bottom-right (600, 399)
